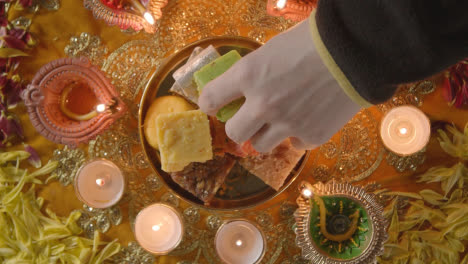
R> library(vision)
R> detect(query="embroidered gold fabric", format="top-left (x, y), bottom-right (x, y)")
top-left (15, 0), bottom-right (468, 263)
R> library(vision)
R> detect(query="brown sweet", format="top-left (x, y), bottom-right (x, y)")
top-left (170, 155), bottom-right (236, 204)
top-left (239, 138), bottom-right (305, 190)
top-left (21, 57), bottom-right (126, 148)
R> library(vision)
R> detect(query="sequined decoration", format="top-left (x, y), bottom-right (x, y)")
top-left (377, 80), bottom-right (436, 113)
top-left (386, 149), bottom-right (426, 172)
top-left (77, 205), bottom-right (123, 238)
top-left (11, 16), bottom-right (31, 29)
top-left (320, 142), bottom-right (338, 159)
top-left (52, 146), bottom-right (85, 186)
top-left (29, 0), bottom-right (60, 12)
top-left (112, 242), bottom-right (155, 264)
top-left (334, 109), bottom-right (385, 182)
top-left (313, 164), bottom-right (331, 183)
top-left (88, 118), bottom-right (149, 171)
top-left (64, 32), bottom-right (108, 67)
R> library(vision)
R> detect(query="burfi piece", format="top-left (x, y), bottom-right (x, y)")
top-left (156, 110), bottom-right (213, 172)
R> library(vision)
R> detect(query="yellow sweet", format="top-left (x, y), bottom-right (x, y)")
top-left (144, 95), bottom-right (195, 149)
top-left (156, 110), bottom-right (213, 172)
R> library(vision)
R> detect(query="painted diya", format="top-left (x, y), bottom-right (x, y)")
top-left (266, 0), bottom-right (317, 22)
top-left (84, 0), bottom-right (168, 33)
top-left (21, 57), bottom-right (126, 147)
top-left (294, 180), bottom-right (387, 263)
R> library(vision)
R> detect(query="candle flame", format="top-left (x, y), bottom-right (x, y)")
top-left (144, 12), bottom-right (155, 25)
top-left (96, 104), bottom-right (106, 113)
top-left (96, 178), bottom-right (105, 187)
top-left (399, 127), bottom-right (408, 135)
top-left (235, 240), bottom-right (243, 246)
top-left (152, 224), bottom-right (161, 231)
top-left (302, 188), bottom-right (312, 198)
top-left (276, 0), bottom-right (287, 9)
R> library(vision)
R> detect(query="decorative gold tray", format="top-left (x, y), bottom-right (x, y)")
top-left (139, 36), bottom-right (308, 210)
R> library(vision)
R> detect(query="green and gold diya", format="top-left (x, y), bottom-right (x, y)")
top-left (294, 180), bottom-right (388, 264)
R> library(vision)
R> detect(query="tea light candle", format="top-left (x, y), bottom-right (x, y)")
top-left (134, 203), bottom-right (184, 254)
top-left (215, 220), bottom-right (266, 264)
top-left (380, 105), bottom-right (430, 156)
top-left (74, 159), bottom-right (125, 208)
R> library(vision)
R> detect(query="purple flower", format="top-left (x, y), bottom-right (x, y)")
top-left (0, 112), bottom-right (24, 146)
top-left (24, 143), bottom-right (41, 168)
top-left (4, 75), bottom-right (23, 108)
top-left (2, 35), bottom-right (26, 50)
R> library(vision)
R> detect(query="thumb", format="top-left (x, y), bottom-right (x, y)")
top-left (198, 59), bottom-right (246, 116)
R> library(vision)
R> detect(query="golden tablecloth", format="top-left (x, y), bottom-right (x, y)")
top-left (10, 0), bottom-right (468, 263)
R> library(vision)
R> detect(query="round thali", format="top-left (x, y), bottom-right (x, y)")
top-left (139, 36), bottom-right (309, 210)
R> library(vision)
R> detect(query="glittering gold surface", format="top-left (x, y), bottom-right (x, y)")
top-left (13, 0), bottom-right (468, 263)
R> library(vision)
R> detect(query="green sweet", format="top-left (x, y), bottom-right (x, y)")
top-left (194, 50), bottom-right (244, 122)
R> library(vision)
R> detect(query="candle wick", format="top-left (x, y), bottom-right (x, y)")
top-left (302, 188), bottom-right (312, 198)
top-left (96, 178), bottom-right (105, 187)
top-left (96, 103), bottom-right (106, 113)
top-left (276, 0), bottom-right (287, 9)
top-left (235, 240), bottom-right (243, 246)
top-left (399, 127), bottom-right (408, 135)
top-left (152, 224), bottom-right (161, 231)
top-left (144, 12), bottom-right (155, 25)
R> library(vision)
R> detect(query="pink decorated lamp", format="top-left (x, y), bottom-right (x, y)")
top-left (84, 0), bottom-right (168, 33)
top-left (266, 0), bottom-right (316, 22)
top-left (21, 57), bottom-right (126, 147)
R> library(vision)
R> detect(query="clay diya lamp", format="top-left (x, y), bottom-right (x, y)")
top-left (294, 180), bottom-right (388, 263)
top-left (266, 0), bottom-right (317, 22)
top-left (83, 0), bottom-right (168, 33)
top-left (21, 57), bottom-right (126, 147)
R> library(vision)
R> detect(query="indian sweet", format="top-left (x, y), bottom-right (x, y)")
top-left (155, 110), bottom-right (213, 172)
top-left (143, 95), bottom-right (195, 149)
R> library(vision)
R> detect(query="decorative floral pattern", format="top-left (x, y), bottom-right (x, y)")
top-left (76, 204), bottom-right (123, 238)
top-left (111, 242), bottom-right (155, 264)
top-left (64, 32), bottom-right (108, 67)
top-left (51, 146), bottom-right (85, 186)
top-left (386, 149), bottom-right (426, 172)
top-left (377, 80), bottom-right (436, 114)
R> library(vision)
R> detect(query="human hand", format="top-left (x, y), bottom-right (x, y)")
top-left (198, 18), bottom-right (361, 152)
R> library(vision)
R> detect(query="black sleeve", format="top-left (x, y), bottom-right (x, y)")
top-left (315, 0), bottom-right (468, 104)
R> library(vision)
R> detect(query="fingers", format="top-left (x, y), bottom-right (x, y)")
top-left (225, 103), bottom-right (265, 144)
top-left (198, 61), bottom-right (245, 116)
top-left (250, 124), bottom-right (289, 153)
top-left (290, 137), bottom-right (317, 151)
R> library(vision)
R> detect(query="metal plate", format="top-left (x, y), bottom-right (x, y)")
top-left (139, 36), bottom-right (308, 210)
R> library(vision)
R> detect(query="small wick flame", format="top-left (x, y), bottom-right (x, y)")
top-left (152, 225), bottom-right (161, 231)
top-left (235, 240), bottom-right (243, 246)
top-left (302, 188), bottom-right (312, 198)
top-left (96, 178), bottom-right (105, 187)
top-left (96, 104), bottom-right (106, 113)
top-left (399, 127), bottom-right (408, 135)
top-left (276, 0), bottom-right (287, 9)
top-left (144, 12), bottom-right (155, 25)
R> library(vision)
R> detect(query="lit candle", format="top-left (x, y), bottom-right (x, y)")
top-left (74, 159), bottom-right (125, 208)
top-left (134, 203), bottom-right (184, 254)
top-left (215, 220), bottom-right (266, 264)
top-left (380, 105), bottom-right (430, 156)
